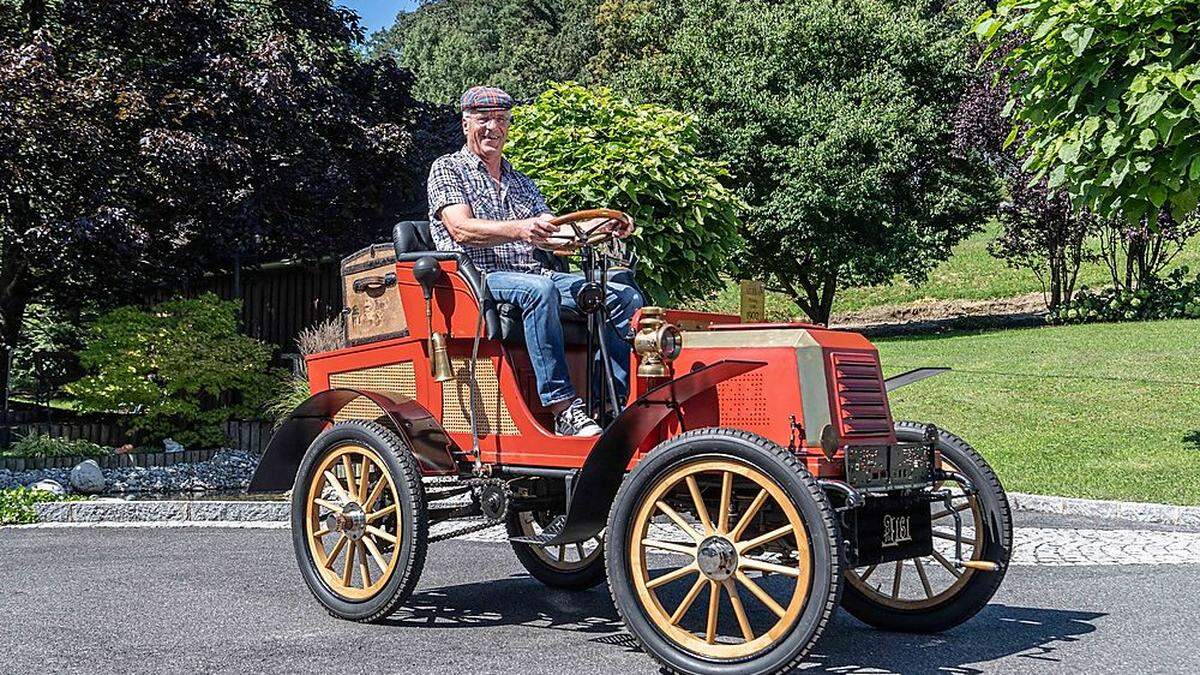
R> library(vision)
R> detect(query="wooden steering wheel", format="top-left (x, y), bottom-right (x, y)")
top-left (538, 208), bottom-right (633, 255)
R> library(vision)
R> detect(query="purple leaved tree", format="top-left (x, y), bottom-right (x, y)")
top-left (0, 0), bottom-right (439, 409)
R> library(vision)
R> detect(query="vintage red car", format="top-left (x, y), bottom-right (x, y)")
top-left (250, 209), bottom-right (1012, 675)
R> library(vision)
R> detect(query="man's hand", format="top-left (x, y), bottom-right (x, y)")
top-left (515, 213), bottom-right (559, 246)
top-left (614, 214), bottom-right (636, 239)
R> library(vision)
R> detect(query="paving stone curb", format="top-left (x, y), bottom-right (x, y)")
top-left (34, 500), bottom-right (288, 523)
top-left (1009, 492), bottom-right (1200, 527)
top-left (31, 493), bottom-right (1200, 527)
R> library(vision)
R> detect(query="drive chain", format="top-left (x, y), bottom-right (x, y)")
top-left (429, 518), bottom-right (503, 543)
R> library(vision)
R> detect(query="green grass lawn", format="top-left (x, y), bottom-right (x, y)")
top-left (874, 319), bottom-right (1200, 505)
top-left (694, 223), bottom-right (1200, 319)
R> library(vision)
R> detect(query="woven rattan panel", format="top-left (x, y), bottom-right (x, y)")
top-left (441, 358), bottom-right (519, 436)
top-left (329, 362), bottom-right (417, 422)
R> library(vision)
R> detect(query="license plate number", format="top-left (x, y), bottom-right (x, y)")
top-left (881, 513), bottom-right (912, 548)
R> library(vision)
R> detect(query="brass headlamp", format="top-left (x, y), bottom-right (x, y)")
top-left (634, 306), bottom-right (683, 378)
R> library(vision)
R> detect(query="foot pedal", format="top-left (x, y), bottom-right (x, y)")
top-left (509, 515), bottom-right (567, 545)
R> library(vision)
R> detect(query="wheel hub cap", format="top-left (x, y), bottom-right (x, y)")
top-left (697, 536), bottom-right (738, 581)
top-left (328, 502), bottom-right (367, 541)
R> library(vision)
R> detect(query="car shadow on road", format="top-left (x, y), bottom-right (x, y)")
top-left (381, 573), bottom-right (622, 634)
top-left (382, 575), bottom-right (1103, 673)
top-left (801, 603), bottom-right (1106, 673)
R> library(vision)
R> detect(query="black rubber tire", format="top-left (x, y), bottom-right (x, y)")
top-left (290, 420), bottom-right (428, 622)
top-left (840, 420), bottom-right (1012, 633)
top-left (605, 428), bottom-right (841, 675)
top-left (505, 510), bottom-right (607, 590)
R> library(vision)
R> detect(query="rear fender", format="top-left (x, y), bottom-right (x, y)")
top-left (247, 388), bottom-right (461, 493)
top-left (539, 359), bottom-right (767, 545)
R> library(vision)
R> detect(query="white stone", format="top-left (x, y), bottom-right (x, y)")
top-left (163, 438), bottom-right (185, 453)
top-left (69, 460), bottom-right (106, 494)
top-left (27, 479), bottom-right (66, 497)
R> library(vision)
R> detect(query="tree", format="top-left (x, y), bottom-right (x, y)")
top-left (597, 0), bottom-right (997, 323)
top-left (979, 0), bottom-right (1200, 225)
top-left (506, 82), bottom-right (743, 303)
top-left (955, 42), bottom-right (1098, 310)
top-left (990, 180), bottom-right (1098, 309)
top-left (1098, 211), bottom-right (1200, 292)
top-left (370, 0), bottom-right (601, 104)
top-left (0, 0), bottom-right (428, 405)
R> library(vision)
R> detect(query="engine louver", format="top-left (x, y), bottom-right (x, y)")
top-left (831, 353), bottom-right (893, 437)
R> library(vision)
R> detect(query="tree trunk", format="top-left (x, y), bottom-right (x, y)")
top-left (0, 255), bottom-right (29, 421)
top-left (21, 0), bottom-right (46, 35)
top-left (1125, 236), bottom-right (1141, 290)
top-left (777, 270), bottom-right (837, 325)
top-left (815, 274), bottom-right (837, 326)
top-left (1046, 244), bottom-right (1065, 310)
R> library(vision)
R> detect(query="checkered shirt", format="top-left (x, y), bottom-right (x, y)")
top-left (427, 146), bottom-right (550, 275)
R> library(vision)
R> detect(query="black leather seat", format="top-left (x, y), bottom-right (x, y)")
top-left (392, 220), bottom-right (590, 344)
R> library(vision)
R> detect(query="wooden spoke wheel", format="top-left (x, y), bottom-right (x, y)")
top-left (506, 509), bottom-right (606, 590)
top-left (291, 421), bottom-right (427, 622)
top-left (305, 443), bottom-right (401, 600)
top-left (841, 421), bottom-right (1012, 633)
top-left (607, 429), bottom-right (840, 675)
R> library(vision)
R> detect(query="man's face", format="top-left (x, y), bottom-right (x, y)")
top-left (463, 110), bottom-right (511, 159)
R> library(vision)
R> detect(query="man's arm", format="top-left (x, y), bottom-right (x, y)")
top-left (439, 203), bottom-right (558, 247)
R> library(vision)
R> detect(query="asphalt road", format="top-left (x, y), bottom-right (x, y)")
top-left (1, 511), bottom-right (1196, 674)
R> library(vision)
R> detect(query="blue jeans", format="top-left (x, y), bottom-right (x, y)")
top-left (485, 271), bottom-right (644, 408)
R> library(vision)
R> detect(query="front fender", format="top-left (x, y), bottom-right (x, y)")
top-left (532, 359), bottom-right (766, 545)
top-left (247, 388), bottom-right (461, 493)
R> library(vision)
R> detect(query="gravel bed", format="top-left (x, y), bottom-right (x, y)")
top-left (0, 449), bottom-right (259, 495)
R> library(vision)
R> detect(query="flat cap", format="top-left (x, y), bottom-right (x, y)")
top-left (460, 85), bottom-right (514, 112)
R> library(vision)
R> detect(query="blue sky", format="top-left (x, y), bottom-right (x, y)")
top-left (338, 0), bottom-right (419, 33)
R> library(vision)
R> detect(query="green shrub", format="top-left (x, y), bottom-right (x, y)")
top-left (1049, 266), bottom-right (1200, 324)
top-left (67, 293), bottom-right (282, 448)
top-left (0, 432), bottom-right (109, 459)
top-left (506, 82), bottom-right (744, 304)
top-left (0, 487), bottom-right (79, 525)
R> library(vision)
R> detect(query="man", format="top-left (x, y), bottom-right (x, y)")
top-left (426, 86), bottom-right (643, 437)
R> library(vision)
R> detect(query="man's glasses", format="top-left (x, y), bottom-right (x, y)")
top-left (468, 113), bottom-right (512, 127)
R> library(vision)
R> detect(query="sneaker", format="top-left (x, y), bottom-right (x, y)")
top-left (555, 398), bottom-right (603, 437)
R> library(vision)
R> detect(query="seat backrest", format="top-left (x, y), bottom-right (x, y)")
top-left (395, 218), bottom-right (569, 273)
top-left (393, 220), bottom-right (435, 257)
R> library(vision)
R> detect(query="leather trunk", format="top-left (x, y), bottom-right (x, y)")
top-left (341, 244), bottom-right (407, 346)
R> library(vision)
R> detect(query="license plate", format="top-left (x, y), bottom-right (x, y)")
top-left (844, 497), bottom-right (932, 567)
